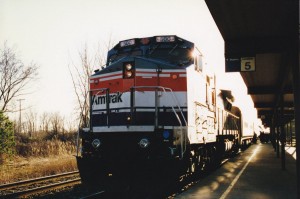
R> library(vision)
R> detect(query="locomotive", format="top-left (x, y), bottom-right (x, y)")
top-left (76, 35), bottom-right (254, 185)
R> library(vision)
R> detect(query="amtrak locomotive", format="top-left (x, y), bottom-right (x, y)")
top-left (76, 35), bottom-right (254, 185)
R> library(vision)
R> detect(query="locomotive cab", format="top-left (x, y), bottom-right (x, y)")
top-left (77, 36), bottom-right (195, 184)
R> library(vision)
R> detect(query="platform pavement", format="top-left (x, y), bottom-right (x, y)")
top-left (175, 143), bottom-right (297, 199)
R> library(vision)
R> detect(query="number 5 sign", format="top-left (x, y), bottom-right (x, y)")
top-left (241, 57), bottom-right (255, 71)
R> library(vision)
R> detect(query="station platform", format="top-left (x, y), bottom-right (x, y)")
top-left (175, 143), bottom-right (297, 199)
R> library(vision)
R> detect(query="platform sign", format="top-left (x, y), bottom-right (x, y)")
top-left (225, 58), bottom-right (240, 72)
top-left (225, 56), bottom-right (256, 72)
top-left (241, 57), bottom-right (255, 71)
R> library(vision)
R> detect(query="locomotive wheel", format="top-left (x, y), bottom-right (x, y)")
top-left (211, 147), bottom-right (223, 170)
top-left (190, 152), bottom-right (204, 180)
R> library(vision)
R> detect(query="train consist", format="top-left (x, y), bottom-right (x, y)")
top-left (76, 35), bottom-right (255, 185)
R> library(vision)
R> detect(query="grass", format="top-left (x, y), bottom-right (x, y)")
top-left (0, 137), bottom-right (78, 185)
top-left (0, 154), bottom-right (78, 185)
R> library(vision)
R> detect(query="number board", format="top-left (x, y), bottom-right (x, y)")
top-left (225, 56), bottom-right (256, 72)
top-left (241, 57), bottom-right (255, 71)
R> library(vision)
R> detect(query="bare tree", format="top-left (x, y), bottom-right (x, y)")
top-left (68, 38), bottom-right (114, 128)
top-left (69, 44), bottom-right (93, 128)
top-left (95, 34), bottom-right (114, 69)
top-left (65, 115), bottom-right (77, 133)
top-left (23, 109), bottom-right (37, 137)
top-left (40, 112), bottom-right (51, 134)
top-left (0, 42), bottom-right (38, 113)
top-left (49, 112), bottom-right (64, 136)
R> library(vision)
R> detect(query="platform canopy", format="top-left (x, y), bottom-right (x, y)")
top-left (205, 0), bottom-right (298, 127)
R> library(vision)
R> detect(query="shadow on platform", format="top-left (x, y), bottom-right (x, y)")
top-left (175, 143), bottom-right (297, 199)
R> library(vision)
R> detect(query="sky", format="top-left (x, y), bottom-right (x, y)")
top-left (0, 0), bottom-right (257, 123)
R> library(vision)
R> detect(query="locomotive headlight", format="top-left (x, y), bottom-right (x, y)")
top-left (125, 71), bottom-right (133, 78)
top-left (92, 139), bottom-right (101, 148)
top-left (138, 138), bottom-right (150, 148)
top-left (125, 63), bottom-right (132, 70)
top-left (123, 61), bottom-right (135, 79)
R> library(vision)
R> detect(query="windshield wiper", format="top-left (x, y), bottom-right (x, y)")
top-left (168, 44), bottom-right (178, 55)
top-left (149, 44), bottom-right (160, 55)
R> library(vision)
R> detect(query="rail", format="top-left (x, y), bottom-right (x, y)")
top-left (0, 171), bottom-right (80, 198)
top-left (79, 191), bottom-right (105, 199)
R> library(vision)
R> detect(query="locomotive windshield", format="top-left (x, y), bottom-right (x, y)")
top-left (108, 50), bottom-right (142, 65)
top-left (146, 46), bottom-right (193, 66)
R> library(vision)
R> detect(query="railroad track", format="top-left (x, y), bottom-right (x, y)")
top-left (0, 171), bottom-right (81, 198)
top-left (79, 190), bottom-right (106, 199)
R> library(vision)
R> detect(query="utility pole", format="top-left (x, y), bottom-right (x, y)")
top-left (17, 99), bottom-right (25, 133)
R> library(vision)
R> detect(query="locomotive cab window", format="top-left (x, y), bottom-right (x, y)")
top-left (193, 48), bottom-right (203, 72)
top-left (146, 47), bottom-right (193, 66)
top-left (108, 50), bottom-right (142, 65)
top-left (194, 55), bottom-right (203, 72)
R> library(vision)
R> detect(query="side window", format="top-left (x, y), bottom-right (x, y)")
top-left (197, 55), bottom-right (203, 72)
top-left (194, 53), bottom-right (203, 72)
top-left (212, 90), bottom-right (216, 106)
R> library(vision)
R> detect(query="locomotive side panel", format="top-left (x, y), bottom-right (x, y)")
top-left (186, 64), bottom-right (218, 144)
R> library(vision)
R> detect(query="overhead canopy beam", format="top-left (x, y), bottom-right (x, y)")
top-left (248, 86), bottom-right (293, 95)
top-left (255, 102), bottom-right (294, 108)
top-left (258, 109), bottom-right (295, 116)
top-left (225, 37), bottom-right (292, 57)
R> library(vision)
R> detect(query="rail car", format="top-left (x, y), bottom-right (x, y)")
top-left (76, 35), bottom-right (254, 185)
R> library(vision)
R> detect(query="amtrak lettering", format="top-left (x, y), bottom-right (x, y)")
top-left (92, 92), bottom-right (123, 105)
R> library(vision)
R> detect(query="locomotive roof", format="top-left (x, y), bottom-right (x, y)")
top-left (112, 35), bottom-right (194, 50)
top-left (92, 35), bottom-right (194, 77)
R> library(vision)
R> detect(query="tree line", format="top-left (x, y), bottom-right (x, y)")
top-left (0, 38), bottom-right (113, 161)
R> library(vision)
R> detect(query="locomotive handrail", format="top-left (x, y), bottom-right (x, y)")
top-left (87, 86), bottom-right (188, 158)
top-left (76, 88), bottom-right (109, 157)
top-left (131, 86), bottom-right (188, 126)
top-left (76, 91), bottom-right (90, 157)
top-left (89, 88), bottom-right (110, 126)
top-left (130, 86), bottom-right (187, 158)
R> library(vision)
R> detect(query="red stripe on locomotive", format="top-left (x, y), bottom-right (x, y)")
top-left (90, 71), bottom-right (187, 93)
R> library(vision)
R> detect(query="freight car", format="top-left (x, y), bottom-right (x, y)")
top-left (76, 35), bottom-right (254, 186)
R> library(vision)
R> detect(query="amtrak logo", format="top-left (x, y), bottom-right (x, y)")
top-left (92, 92), bottom-right (123, 105)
